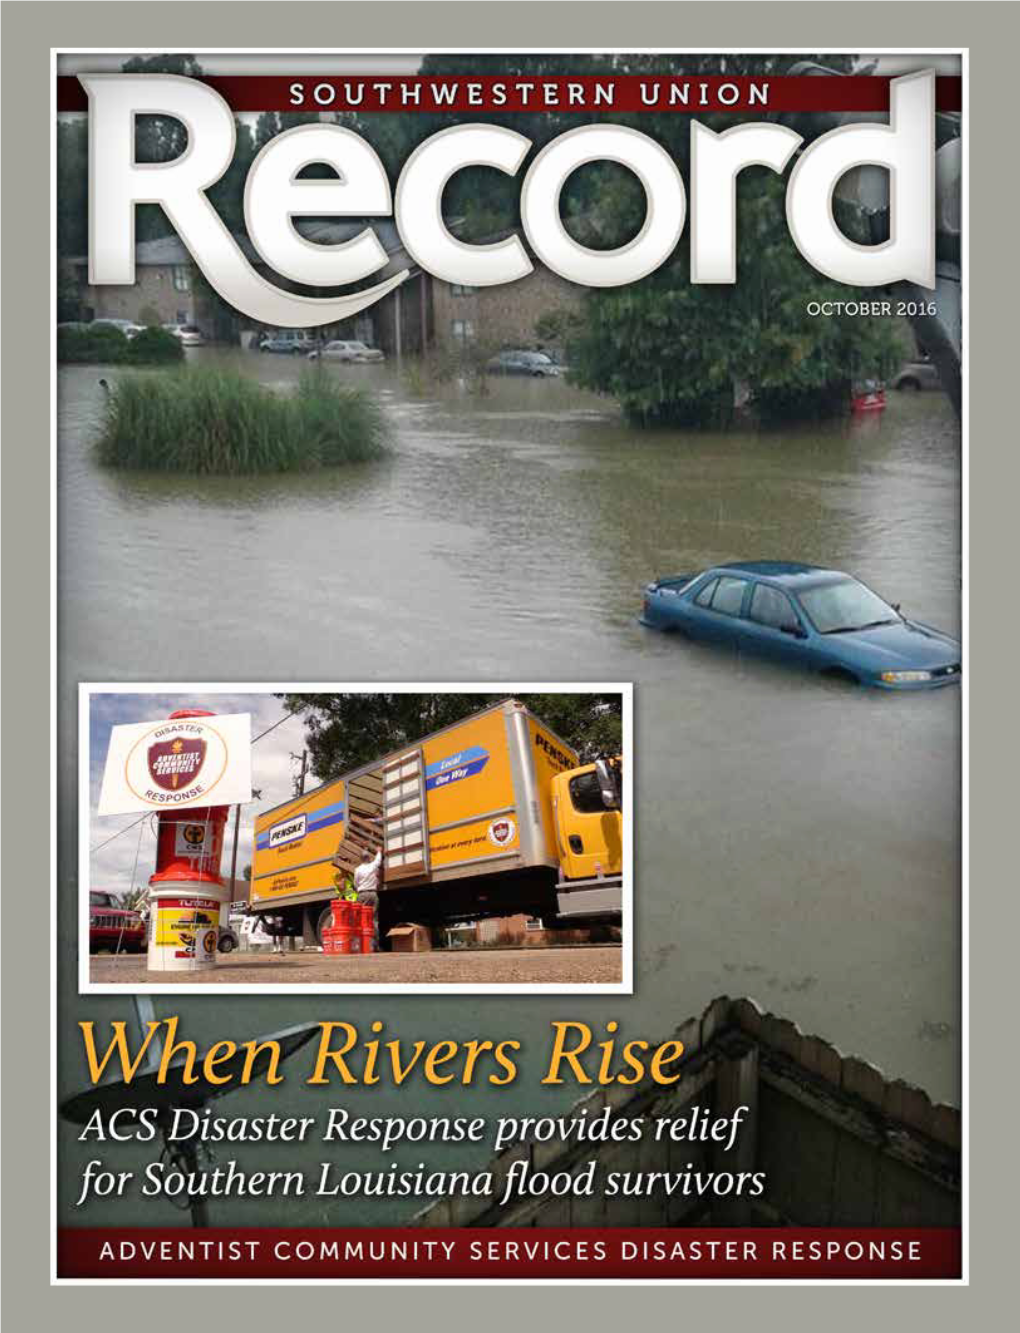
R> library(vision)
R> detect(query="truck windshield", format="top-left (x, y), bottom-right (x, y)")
top-left (796, 578), bottom-right (900, 634)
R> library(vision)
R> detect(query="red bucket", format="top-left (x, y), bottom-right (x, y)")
top-left (330, 900), bottom-right (355, 927)
top-left (356, 902), bottom-right (375, 953)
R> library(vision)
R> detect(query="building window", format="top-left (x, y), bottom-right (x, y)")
top-left (525, 917), bottom-right (543, 932)
top-left (172, 265), bottom-right (191, 292)
top-left (451, 283), bottom-right (476, 296)
top-left (451, 319), bottom-right (475, 342)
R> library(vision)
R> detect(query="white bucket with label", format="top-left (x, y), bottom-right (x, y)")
top-left (147, 881), bottom-right (228, 972)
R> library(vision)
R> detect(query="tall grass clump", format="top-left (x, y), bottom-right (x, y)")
top-left (96, 367), bottom-right (388, 474)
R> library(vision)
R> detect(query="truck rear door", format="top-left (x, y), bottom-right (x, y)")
top-left (382, 748), bottom-right (430, 882)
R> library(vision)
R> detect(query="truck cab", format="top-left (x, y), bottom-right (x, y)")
top-left (549, 756), bottom-right (623, 923)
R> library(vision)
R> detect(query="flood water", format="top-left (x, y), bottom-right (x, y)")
top-left (58, 350), bottom-right (961, 1225)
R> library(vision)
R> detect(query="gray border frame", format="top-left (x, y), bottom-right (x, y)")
top-left (3, 0), bottom-right (1014, 1320)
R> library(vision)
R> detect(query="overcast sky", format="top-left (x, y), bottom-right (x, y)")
top-left (88, 692), bottom-right (311, 900)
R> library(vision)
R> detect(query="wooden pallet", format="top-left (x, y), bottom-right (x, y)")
top-left (331, 812), bottom-right (384, 878)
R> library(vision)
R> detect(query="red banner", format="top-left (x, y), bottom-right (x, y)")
top-left (58, 1227), bottom-right (961, 1280)
top-left (56, 74), bottom-right (962, 116)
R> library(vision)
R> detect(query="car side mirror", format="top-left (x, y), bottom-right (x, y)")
top-left (781, 623), bottom-right (807, 638)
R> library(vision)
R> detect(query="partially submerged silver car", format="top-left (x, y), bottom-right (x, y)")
top-left (308, 340), bottom-right (385, 363)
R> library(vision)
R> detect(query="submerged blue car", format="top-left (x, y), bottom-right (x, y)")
top-left (641, 562), bottom-right (961, 689)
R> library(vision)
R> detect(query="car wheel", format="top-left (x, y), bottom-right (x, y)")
top-left (218, 935), bottom-right (235, 954)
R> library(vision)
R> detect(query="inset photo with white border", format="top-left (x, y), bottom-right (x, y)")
top-left (80, 683), bottom-right (632, 995)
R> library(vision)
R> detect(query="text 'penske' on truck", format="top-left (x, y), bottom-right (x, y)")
top-left (248, 699), bottom-right (624, 949)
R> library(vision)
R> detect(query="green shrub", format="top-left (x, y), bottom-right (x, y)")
top-left (125, 326), bottom-right (185, 365)
top-left (57, 323), bottom-right (184, 366)
top-left (58, 323), bottom-right (130, 364)
top-left (96, 367), bottom-right (388, 474)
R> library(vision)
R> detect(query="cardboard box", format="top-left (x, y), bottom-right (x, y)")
top-left (387, 923), bottom-right (432, 953)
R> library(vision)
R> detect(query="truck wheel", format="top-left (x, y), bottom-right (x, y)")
top-left (315, 906), bottom-right (334, 949)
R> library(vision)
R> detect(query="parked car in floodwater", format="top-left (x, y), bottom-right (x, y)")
top-left (641, 562), bottom-right (961, 690)
top-left (259, 331), bottom-right (317, 355)
top-left (163, 323), bottom-right (205, 346)
top-left (307, 339), bottom-right (385, 363)
top-left (486, 350), bottom-right (561, 377)
top-left (891, 357), bottom-right (941, 391)
top-left (88, 890), bottom-right (146, 953)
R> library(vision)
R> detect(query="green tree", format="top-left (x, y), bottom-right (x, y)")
top-left (119, 55), bottom-right (204, 241)
top-left (56, 118), bottom-right (90, 259)
top-left (120, 885), bottom-right (149, 912)
top-left (568, 170), bottom-right (902, 425)
top-left (255, 112), bottom-right (282, 149)
top-left (343, 51), bottom-right (896, 421)
top-left (57, 259), bottom-right (82, 321)
top-left (58, 56), bottom-right (256, 259)
top-left (339, 52), bottom-right (856, 240)
top-left (207, 118), bottom-right (257, 234)
top-left (280, 693), bottom-right (622, 781)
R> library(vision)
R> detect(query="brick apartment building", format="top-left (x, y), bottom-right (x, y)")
top-left (69, 220), bottom-right (585, 358)
top-left (430, 265), bottom-right (584, 356)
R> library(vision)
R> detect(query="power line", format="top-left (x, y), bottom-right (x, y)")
top-left (252, 706), bottom-right (302, 745)
top-left (90, 811), bottom-right (154, 855)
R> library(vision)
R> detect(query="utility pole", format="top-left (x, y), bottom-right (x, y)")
top-left (228, 786), bottom-right (261, 905)
top-left (297, 749), bottom-right (308, 795)
top-left (228, 804), bottom-right (242, 905)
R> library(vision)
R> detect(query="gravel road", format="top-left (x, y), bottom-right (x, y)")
top-left (88, 946), bottom-right (623, 987)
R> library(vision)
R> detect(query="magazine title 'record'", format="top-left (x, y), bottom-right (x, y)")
top-left (82, 71), bottom-right (936, 328)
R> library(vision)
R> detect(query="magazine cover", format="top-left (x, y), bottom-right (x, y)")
top-left (48, 36), bottom-right (966, 1286)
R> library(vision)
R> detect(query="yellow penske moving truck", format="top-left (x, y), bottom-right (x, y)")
top-left (249, 699), bottom-right (623, 948)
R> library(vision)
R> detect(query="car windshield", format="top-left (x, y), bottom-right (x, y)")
top-left (796, 578), bottom-right (900, 634)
